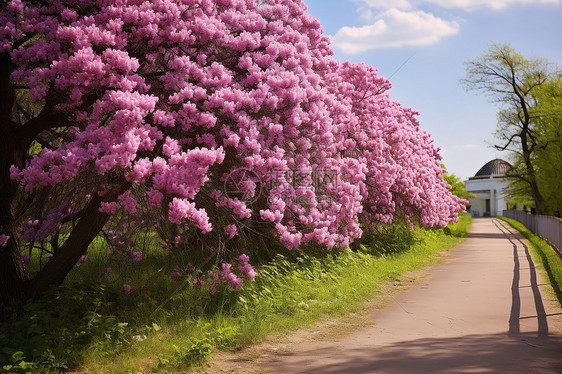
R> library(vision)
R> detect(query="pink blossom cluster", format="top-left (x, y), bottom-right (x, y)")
top-left (237, 254), bottom-right (257, 281)
top-left (220, 264), bottom-right (243, 291)
top-left (224, 224), bottom-right (238, 239)
top-left (20, 207), bottom-right (66, 242)
top-left (102, 228), bottom-right (147, 271)
top-left (0, 234), bottom-right (10, 247)
top-left (322, 61), bottom-right (466, 230)
top-left (132, 251), bottom-right (143, 263)
top-left (2, 0), bottom-right (465, 277)
top-left (170, 265), bottom-right (184, 281)
top-left (208, 254), bottom-right (257, 292)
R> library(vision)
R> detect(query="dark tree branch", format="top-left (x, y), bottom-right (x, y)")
top-left (13, 33), bottom-right (37, 49)
top-left (495, 133), bottom-right (519, 151)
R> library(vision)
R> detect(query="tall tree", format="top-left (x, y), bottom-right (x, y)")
top-left (0, 0), bottom-right (464, 308)
top-left (461, 43), bottom-right (558, 214)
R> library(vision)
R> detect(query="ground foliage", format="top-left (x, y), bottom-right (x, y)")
top-left (0, 216), bottom-right (471, 373)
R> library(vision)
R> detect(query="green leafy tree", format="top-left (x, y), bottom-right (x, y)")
top-left (441, 166), bottom-right (475, 202)
top-left (532, 79), bottom-right (562, 217)
top-left (461, 43), bottom-right (559, 214)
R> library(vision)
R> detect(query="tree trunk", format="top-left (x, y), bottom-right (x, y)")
top-left (28, 182), bottom-right (130, 299)
top-left (28, 193), bottom-right (111, 298)
top-left (522, 154), bottom-right (544, 215)
top-left (0, 135), bottom-right (28, 306)
top-left (0, 52), bottom-right (28, 308)
top-left (1, 50), bottom-right (132, 302)
top-left (520, 123), bottom-right (545, 215)
top-left (530, 180), bottom-right (544, 215)
top-left (0, 238), bottom-right (27, 306)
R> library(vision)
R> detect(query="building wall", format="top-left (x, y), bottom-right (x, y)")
top-left (464, 176), bottom-right (510, 217)
top-left (470, 195), bottom-right (488, 217)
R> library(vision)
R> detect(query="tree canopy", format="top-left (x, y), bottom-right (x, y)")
top-left (0, 0), bottom-right (464, 306)
top-left (532, 79), bottom-right (562, 217)
top-left (441, 166), bottom-right (475, 203)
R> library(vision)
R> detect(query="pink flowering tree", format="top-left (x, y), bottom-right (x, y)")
top-left (0, 0), bottom-right (464, 306)
top-left (323, 61), bottom-right (465, 230)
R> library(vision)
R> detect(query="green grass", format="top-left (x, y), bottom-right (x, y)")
top-left (499, 217), bottom-right (562, 307)
top-left (0, 216), bottom-right (471, 373)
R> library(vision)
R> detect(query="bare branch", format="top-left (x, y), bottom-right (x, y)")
top-left (494, 133), bottom-right (519, 151)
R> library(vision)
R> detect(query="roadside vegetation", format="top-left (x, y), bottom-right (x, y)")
top-left (0, 216), bottom-right (470, 373)
top-left (500, 217), bottom-right (562, 306)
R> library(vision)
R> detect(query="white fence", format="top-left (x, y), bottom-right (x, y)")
top-left (503, 210), bottom-right (562, 255)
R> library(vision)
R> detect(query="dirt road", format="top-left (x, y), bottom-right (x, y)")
top-left (261, 218), bottom-right (562, 373)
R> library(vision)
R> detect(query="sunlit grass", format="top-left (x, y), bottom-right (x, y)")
top-left (81, 216), bottom-right (471, 373)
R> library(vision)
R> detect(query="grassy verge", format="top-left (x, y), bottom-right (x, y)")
top-left (0, 216), bottom-right (470, 373)
top-left (499, 217), bottom-right (562, 306)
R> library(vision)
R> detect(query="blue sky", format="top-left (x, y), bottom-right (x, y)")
top-left (302, 0), bottom-right (562, 180)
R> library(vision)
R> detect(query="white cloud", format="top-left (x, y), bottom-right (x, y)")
top-left (357, 0), bottom-right (560, 11)
top-left (357, 0), bottom-right (413, 10)
top-left (424, 0), bottom-right (559, 10)
top-left (331, 9), bottom-right (459, 53)
top-left (353, 0), bottom-right (413, 21)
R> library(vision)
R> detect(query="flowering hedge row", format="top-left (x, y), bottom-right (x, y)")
top-left (0, 0), bottom-right (464, 295)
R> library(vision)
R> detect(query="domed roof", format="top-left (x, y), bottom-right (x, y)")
top-left (474, 159), bottom-right (512, 177)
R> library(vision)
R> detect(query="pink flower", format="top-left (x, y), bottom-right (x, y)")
top-left (99, 202), bottom-right (118, 214)
top-left (22, 254), bottom-right (31, 268)
top-left (238, 254), bottom-right (250, 264)
top-left (132, 251), bottom-right (143, 263)
top-left (119, 191), bottom-right (138, 214)
top-left (170, 272), bottom-right (183, 280)
top-left (0, 234), bottom-right (10, 246)
top-left (168, 198), bottom-right (212, 233)
top-left (224, 224), bottom-right (238, 239)
top-left (238, 263), bottom-right (257, 281)
top-left (123, 284), bottom-right (132, 294)
top-left (221, 263), bottom-right (243, 291)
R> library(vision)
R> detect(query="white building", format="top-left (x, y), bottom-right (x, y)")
top-left (464, 159), bottom-right (512, 217)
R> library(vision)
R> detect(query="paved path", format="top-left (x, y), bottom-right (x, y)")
top-left (266, 218), bottom-right (562, 373)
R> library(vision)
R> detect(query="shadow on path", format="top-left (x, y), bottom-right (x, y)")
top-left (467, 232), bottom-right (510, 239)
top-left (266, 218), bottom-right (562, 374)
top-left (494, 219), bottom-right (548, 337)
top-left (270, 333), bottom-right (562, 374)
